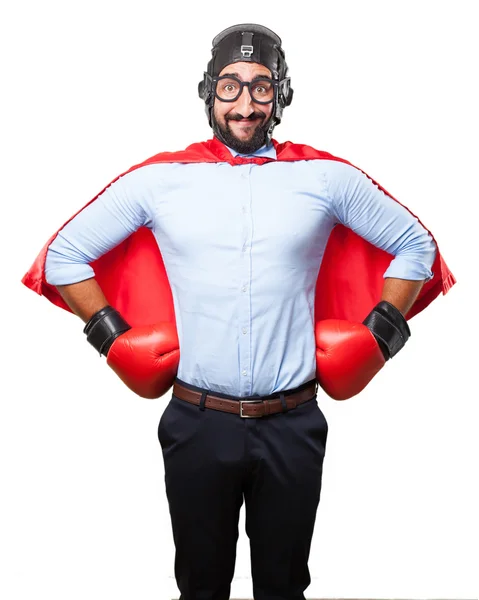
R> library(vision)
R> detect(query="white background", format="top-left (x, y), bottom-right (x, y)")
top-left (1, 0), bottom-right (477, 599)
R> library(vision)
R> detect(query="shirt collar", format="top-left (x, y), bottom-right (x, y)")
top-left (225, 142), bottom-right (277, 160)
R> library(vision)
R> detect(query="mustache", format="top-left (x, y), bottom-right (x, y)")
top-left (226, 111), bottom-right (266, 121)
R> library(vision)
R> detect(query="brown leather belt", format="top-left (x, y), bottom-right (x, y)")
top-left (172, 380), bottom-right (318, 418)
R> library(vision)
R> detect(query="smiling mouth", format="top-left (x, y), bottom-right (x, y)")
top-left (233, 118), bottom-right (260, 125)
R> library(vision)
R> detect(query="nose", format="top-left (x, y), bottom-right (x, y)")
top-left (235, 84), bottom-right (255, 117)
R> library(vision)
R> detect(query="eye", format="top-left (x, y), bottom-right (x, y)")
top-left (217, 78), bottom-right (239, 97)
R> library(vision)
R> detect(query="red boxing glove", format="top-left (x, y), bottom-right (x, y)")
top-left (315, 320), bottom-right (385, 401)
top-left (107, 322), bottom-right (179, 399)
top-left (84, 306), bottom-right (179, 399)
top-left (315, 301), bottom-right (410, 401)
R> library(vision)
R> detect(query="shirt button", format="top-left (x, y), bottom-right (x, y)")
top-left (242, 369), bottom-right (247, 376)
top-left (242, 285), bottom-right (247, 292)
top-left (242, 206), bottom-right (247, 213)
top-left (242, 327), bottom-right (247, 334)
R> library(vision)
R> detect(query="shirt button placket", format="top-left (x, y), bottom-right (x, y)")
top-left (239, 165), bottom-right (252, 395)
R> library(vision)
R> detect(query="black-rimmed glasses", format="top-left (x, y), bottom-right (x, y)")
top-left (212, 75), bottom-right (278, 104)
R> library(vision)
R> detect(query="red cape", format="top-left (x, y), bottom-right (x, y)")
top-left (22, 137), bottom-right (455, 327)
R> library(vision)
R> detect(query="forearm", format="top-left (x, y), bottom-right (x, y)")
top-left (56, 278), bottom-right (110, 323)
top-left (380, 277), bottom-right (425, 316)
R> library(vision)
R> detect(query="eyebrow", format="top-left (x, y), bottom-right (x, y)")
top-left (220, 72), bottom-right (271, 80)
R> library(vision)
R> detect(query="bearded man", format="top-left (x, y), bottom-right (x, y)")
top-left (22, 23), bottom-right (455, 600)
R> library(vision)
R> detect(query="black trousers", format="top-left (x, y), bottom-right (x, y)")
top-left (157, 378), bottom-right (328, 600)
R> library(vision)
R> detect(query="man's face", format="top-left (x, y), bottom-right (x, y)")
top-left (212, 61), bottom-right (274, 154)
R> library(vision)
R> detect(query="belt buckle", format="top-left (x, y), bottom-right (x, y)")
top-left (239, 399), bottom-right (263, 418)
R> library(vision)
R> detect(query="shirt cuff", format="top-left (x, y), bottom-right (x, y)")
top-left (383, 255), bottom-right (435, 282)
top-left (44, 264), bottom-right (95, 286)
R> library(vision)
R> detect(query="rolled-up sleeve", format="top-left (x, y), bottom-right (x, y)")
top-left (327, 160), bottom-right (436, 281)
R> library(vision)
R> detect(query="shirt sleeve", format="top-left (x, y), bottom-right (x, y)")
top-left (325, 160), bottom-right (437, 281)
top-left (45, 166), bottom-right (157, 285)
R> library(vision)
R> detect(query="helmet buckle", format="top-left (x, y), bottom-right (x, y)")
top-left (240, 44), bottom-right (254, 58)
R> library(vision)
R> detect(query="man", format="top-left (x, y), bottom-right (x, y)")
top-left (22, 23), bottom-right (455, 600)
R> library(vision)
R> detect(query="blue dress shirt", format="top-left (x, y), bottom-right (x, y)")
top-left (45, 140), bottom-right (436, 396)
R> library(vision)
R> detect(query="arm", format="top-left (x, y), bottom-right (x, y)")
top-left (328, 159), bottom-right (437, 287)
top-left (45, 172), bottom-right (152, 338)
top-left (44, 169), bottom-right (154, 289)
top-left (316, 162), bottom-right (436, 399)
top-left (381, 276), bottom-right (425, 316)
top-left (44, 169), bottom-right (179, 398)
top-left (56, 278), bottom-right (109, 323)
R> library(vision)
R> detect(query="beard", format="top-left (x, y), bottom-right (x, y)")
top-left (212, 109), bottom-right (271, 154)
